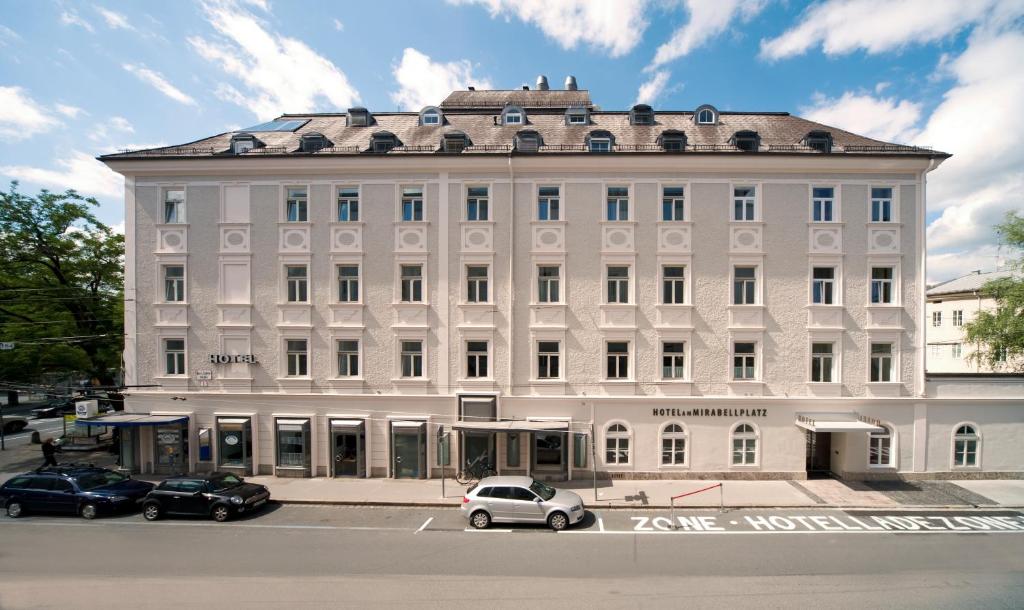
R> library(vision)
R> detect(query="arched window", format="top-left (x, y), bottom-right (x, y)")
top-left (952, 424), bottom-right (980, 467)
top-left (661, 423), bottom-right (687, 466)
top-left (501, 105), bottom-right (526, 126)
top-left (868, 425), bottom-right (894, 467)
top-left (604, 422), bottom-right (630, 465)
top-left (419, 106), bottom-right (443, 126)
top-left (587, 130), bottom-right (614, 153)
top-left (731, 422), bottom-right (758, 466)
top-left (629, 104), bottom-right (654, 125)
top-left (565, 107), bottom-right (588, 126)
top-left (695, 104), bottom-right (718, 125)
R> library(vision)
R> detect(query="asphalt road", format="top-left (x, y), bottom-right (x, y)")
top-left (1, 505), bottom-right (1022, 609)
top-left (0, 417), bottom-right (66, 448)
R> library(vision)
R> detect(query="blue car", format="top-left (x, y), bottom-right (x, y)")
top-left (0, 465), bottom-right (154, 519)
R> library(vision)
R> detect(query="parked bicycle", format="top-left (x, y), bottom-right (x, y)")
top-left (455, 454), bottom-right (496, 485)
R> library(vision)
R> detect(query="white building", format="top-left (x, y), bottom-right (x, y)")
top-left (98, 79), bottom-right (1024, 481)
top-left (926, 269), bottom-right (1020, 373)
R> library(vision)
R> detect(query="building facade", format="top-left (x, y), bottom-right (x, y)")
top-left (100, 80), bottom-right (1024, 481)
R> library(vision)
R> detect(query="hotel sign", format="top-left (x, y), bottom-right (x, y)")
top-left (208, 354), bottom-right (258, 364)
top-left (652, 408), bottom-right (767, 418)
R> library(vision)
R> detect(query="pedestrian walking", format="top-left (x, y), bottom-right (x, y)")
top-left (41, 437), bottom-right (60, 468)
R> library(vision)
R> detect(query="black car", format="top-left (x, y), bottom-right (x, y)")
top-left (2, 416), bottom-right (29, 434)
top-left (31, 398), bottom-right (76, 419)
top-left (0, 466), bottom-right (154, 519)
top-left (142, 472), bottom-right (270, 522)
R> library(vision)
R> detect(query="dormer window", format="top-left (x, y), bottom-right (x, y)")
top-left (731, 130), bottom-right (760, 152)
top-left (369, 131), bottom-right (398, 153)
top-left (501, 105), bottom-right (526, 126)
top-left (347, 107), bottom-right (372, 127)
top-left (419, 106), bottom-right (443, 126)
top-left (230, 133), bottom-right (258, 154)
top-left (587, 130), bottom-right (614, 153)
top-left (442, 131), bottom-right (469, 153)
top-left (299, 132), bottom-right (330, 153)
top-left (629, 104), bottom-right (654, 126)
top-left (565, 107), bottom-right (588, 126)
top-left (658, 130), bottom-right (686, 152)
top-left (515, 130), bottom-right (542, 153)
top-left (803, 130), bottom-right (833, 153)
top-left (694, 104), bottom-right (718, 125)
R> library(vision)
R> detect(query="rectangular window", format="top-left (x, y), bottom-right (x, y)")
top-left (466, 266), bottom-right (489, 303)
top-left (733, 266), bottom-right (757, 305)
top-left (929, 344), bottom-right (941, 359)
top-left (401, 188), bottom-right (423, 222)
top-left (276, 420), bottom-right (309, 468)
top-left (606, 187), bottom-right (629, 221)
top-left (466, 186), bottom-right (489, 221)
top-left (871, 267), bottom-right (894, 304)
top-left (286, 187), bottom-right (308, 222)
top-left (286, 339), bottom-right (308, 376)
top-left (198, 428), bottom-right (212, 462)
top-left (164, 189), bottom-right (184, 223)
top-left (507, 433), bottom-right (520, 467)
top-left (163, 265), bottom-right (185, 302)
top-left (952, 343), bottom-right (963, 359)
top-left (504, 112), bottom-right (522, 125)
top-left (932, 311), bottom-right (942, 327)
top-left (537, 341), bottom-right (560, 379)
top-left (401, 340), bottom-right (423, 378)
top-left (733, 342), bottom-right (756, 380)
top-left (164, 338), bottom-right (185, 376)
top-left (337, 265), bottom-right (359, 302)
top-left (336, 339), bottom-right (359, 377)
top-left (286, 265), bottom-right (308, 302)
top-left (662, 186), bottom-right (685, 221)
top-left (466, 341), bottom-right (488, 378)
top-left (810, 343), bottom-right (834, 383)
top-left (400, 265), bottom-right (423, 302)
top-left (662, 266), bottom-right (686, 304)
top-left (662, 342), bottom-right (686, 379)
top-left (337, 188), bottom-right (359, 222)
top-left (438, 433), bottom-right (450, 467)
top-left (606, 266), bottom-right (629, 304)
top-left (871, 187), bottom-right (893, 222)
top-left (870, 343), bottom-right (893, 382)
top-left (538, 186), bottom-right (560, 221)
top-left (812, 267), bottom-right (835, 304)
top-left (537, 266), bottom-right (560, 303)
top-left (606, 342), bottom-right (629, 379)
top-left (733, 187), bottom-right (756, 221)
top-left (589, 138), bottom-right (611, 153)
top-left (573, 433), bottom-right (587, 469)
top-left (812, 187), bottom-right (834, 222)
top-left (952, 310), bottom-right (963, 326)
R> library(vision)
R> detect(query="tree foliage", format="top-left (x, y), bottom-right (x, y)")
top-left (962, 211), bottom-right (1024, 372)
top-left (0, 182), bottom-right (124, 386)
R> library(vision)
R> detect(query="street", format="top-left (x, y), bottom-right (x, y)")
top-left (1, 505), bottom-right (1022, 609)
top-left (0, 417), bottom-right (67, 448)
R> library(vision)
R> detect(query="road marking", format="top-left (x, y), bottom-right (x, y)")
top-left (0, 519), bottom-right (412, 532)
top-left (559, 529), bottom-right (1024, 536)
top-left (463, 528), bottom-right (513, 533)
top-left (598, 516), bottom-right (605, 532)
top-left (415, 517), bottom-right (433, 533)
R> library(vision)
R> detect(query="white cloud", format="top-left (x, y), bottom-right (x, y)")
top-left (0, 24), bottom-right (21, 46)
top-left (0, 150), bottom-right (123, 199)
top-left (333, 18), bottom-right (344, 31)
top-left (89, 116), bottom-right (135, 143)
top-left (0, 86), bottom-right (62, 142)
top-left (635, 70), bottom-right (671, 106)
top-left (60, 10), bottom-right (94, 33)
top-left (109, 221), bottom-right (126, 235)
top-left (55, 103), bottom-right (86, 119)
top-left (759, 0), bottom-right (1020, 60)
top-left (450, 0), bottom-right (650, 57)
top-left (800, 91), bottom-right (922, 143)
top-left (122, 63), bottom-right (197, 106)
top-left (95, 6), bottom-right (133, 30)
top-left (390, 48), bottom-right (493, 110)
top-left (650, 0), bottom-right (768, 68)
top-left (189, 0), bottom-right (359, 119)
top-left (928, 245), bottom-right (1006, 285)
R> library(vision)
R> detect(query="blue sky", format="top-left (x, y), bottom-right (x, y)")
top-left (1, 0), bottom-right (1022, 282)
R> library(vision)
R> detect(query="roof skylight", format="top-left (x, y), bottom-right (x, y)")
top-left (239, 119), bottom-right (310, 132)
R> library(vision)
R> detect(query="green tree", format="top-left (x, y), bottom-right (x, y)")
top-left (0, 182), bottom-right (124, 386)
top-left (962, 211), bottom-right (1024, 371)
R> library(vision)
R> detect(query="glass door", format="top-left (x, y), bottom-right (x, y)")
top-left (461, 432), bottom-right (495, 473)
top-left (154, 425), bottom-right (184, 475)
top-left (532, 431), bottom-right (567, 478)
top-left (392, 423), bottom-right (425, 479)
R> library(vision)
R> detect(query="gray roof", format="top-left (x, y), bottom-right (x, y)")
top-left (927, 269), bottom-right (1020, 297)
top-left (99, 88), bottom-right (949, 161)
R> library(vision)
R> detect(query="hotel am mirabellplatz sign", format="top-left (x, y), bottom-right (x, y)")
top-left (652, 407), bottom-right (768, 418)
top-left (208, 354), bottom-right (258, 364)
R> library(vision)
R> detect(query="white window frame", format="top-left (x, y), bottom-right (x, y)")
top-left (335, 338), bottom-right (360, 378)
top-left (567, 111), bottom-right (587, 125)
top-left (696, 108), bottom-right (715, 124)
top-left (810, 265), bottom-right (837, 305)
top-left (535, 263), bottom-right (563, 304)
top-left (589, 137), bottom-right (611, 153)
top-left (952, 343), bottom-right (963, 359)
top-left (661, 341), bottom-right (687, 380)
top-left (336, 186), bottom-right (360, 222)
top-left (399, 339), bottom-right (425, 379)
top-left (503, 111), bottom-right (523, 125)
top-left (537, 184), bottom-right (562, 221)
top-left (868, 337), bottom-right (899, 383)
top-left (731, 184), bottom-right (759, 222)
top-left (604, 340), bottom-right (631, 381)
top-left (661, 264), bottom-right (687, 304)
top-left (604, 184), bottom-right (631, 221)
top-left (464, 184), bottom-right (490, 222)
top-left (421, 110), bottom-right (440, 126)
top-left (731, 341), bottom-right (758, 381)
top-left (952, 310), bottom-right (963, 326)
top-left (932, 311), bottom-right (942, 327)
top-left (464, 339), bottom-right (491, 380)
top-left (398, 262), bottom-right (425, 303)
top-left (163, 337), bottom-right (187, 376)
top-left (868, 423), bottom-right (896, 468)
top-left (809, 341), bottom-right (837, 383)
top-left (869, 186), bottom-right (897, 223)
top-left (603, 421), bottom-right (632, 466)
top-left (868, 262), bottom-right (900, 305)
top-left (464, 264), bottom-right (490, 304)
top-left (162, 264), bottom-right (186, 303)
top-left (283, 185), bottom-right (309, 223)
top-left (951, 422), bottom-right (981, 469)
top-left (730, 422), bottom-right (760, 467)
top-left (398, 185), bottom-right (425, 222)
top-left (535, 339), bottom-right (563, 381)
top-left (810, 185), bottom-right (840, 222)
top-left (660, 423), bottom-right (689, 467)
top-left (660, 183), bottom-right (687, 221)
top-left (605, 264), bottom-right (631, 304)
top-left (336, 263), bottom-right (360, 303)
top-left (732, 264), bottom-right (759, 305)
top-left (162, 187), bottom-right (186, 224)
top-left (284, 338), bottom-right (309, 378)
top-left (284, 264), bottom-right (309, 303)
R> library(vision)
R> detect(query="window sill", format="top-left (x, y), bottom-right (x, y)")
top-left (459, 302), bottom-right (496, 308)
top-left (658, 464), bottom-right (690, 470)
top-left (728, 220), bottom-right (764, 225)
top-left (154, 301), bottom-right (190, 306)
top-left (600, 220), bottom-right (637, 226)
top-left (529, 378), bottom-right (566, 385)
top-left (329, 220), bottom-right (365, 226)
top-left (531, 219), bottom-right (567, 225)
top-left (656, 219), bottom-right (692, 225)
top-left (460, 219), bottom-right (495, 225)
top-left (806, 220), bottom-right (845, 226)
top-left (394, 220), bottom-right (431, 225)
top-left (391, 377), bottom-right (431, 384)
top-left (276, 377), bottom-right (312, 382)
top-left (866, 221), bottom-right (902, 227)
top-left (392, 301), bottom-right (430, 307)
top-left (728, 464), bottom-right (761, 470)
top-left (154, 375), bottom-right (190, 380)
top-left (278, 221), bottom-right (312, 226)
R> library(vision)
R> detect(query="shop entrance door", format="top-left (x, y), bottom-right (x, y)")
top-left (805, 431), bottom-right (832, 478)
top-left (391, 422), bottom-right (426, 479)
top-left (331, 420), bottom-right (365, 477)
top-left (154, 425), bottom-right (185, 475)
top-left (461, 432), bottom-right (495, 473)
top-left (531, 431), bottom-right (567, 479)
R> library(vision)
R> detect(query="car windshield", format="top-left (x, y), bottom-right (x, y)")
top-left (76, 471), bottom-right (127, 490)
top-left (209, 474), bottom-right (244, 492)
top-left (529, 480), bottom-right (557, 501)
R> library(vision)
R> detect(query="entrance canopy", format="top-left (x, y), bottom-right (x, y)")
top-left (795, 413), bottom-right (884, 433)
top-left (452, 420), bottom-right (569, 433)
top-left (75, 413), bottom-right (189, 428)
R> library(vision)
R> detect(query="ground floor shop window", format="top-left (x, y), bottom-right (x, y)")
top-left (276, 419), bottom-right (310, 469)
top-left (573, 433), bottom-right (587, 469)
top-left (198, 428), bottom-right (212, 462)
top-left (217, 417), bottom-right (252, 471)
top-left (731, 422), bottom-right (758, 466)
top-left (507, 433), bottom-right (520, 467)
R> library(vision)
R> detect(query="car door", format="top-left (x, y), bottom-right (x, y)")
top-left (8, 476), bottom-right (43, 511)
top-left (156, 481), bottom-right (188, 514)
top-left (176, 480), bottom-right (210, 515)
top-left (48, 479), bottom-right (78, 515)
top-left (24, 477), bottom-right (57, 512)
top-left (483, 486), bottom-right (517, 521)
top-left (509, 486), bottom-right (546, 522)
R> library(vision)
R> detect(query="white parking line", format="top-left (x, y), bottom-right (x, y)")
top-left (558, 528), bottom-right (1024, 536)
top-left (463, 528), bottom-right (513, 533)
top-left (597, 516), bottom-right (605, 532)
top-left (416, 517), bottom-right (433, 533)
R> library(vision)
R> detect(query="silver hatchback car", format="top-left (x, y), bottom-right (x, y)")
top-left (462, 476), bottom-right (585, 531)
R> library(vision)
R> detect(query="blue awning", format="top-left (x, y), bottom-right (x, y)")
top-left (75, 413), bottom-right (189, 428)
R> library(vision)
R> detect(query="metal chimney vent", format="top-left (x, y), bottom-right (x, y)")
top-left (536, 75), bottom-right (549, 90)
top-left (565, 75), bottom-right (578, 91)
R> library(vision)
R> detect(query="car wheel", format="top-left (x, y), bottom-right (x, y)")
top-left (80, 503), bottom-right (98, 520)
top-left (142, 503), bottom-right (161, 521)
top-left (469, 510), bottom-right (491, 529)
top-left (211, 505), bottom-right (231, 522)
top-left (7, 501), bottom-right (24, 518)
top-left (547, 512), bottom-right (569, 531)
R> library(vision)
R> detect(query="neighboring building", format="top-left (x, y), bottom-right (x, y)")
top-left (97, 76), bottom-right (1023, 481)
top-left (926, 269), bottom-right (1019, 373)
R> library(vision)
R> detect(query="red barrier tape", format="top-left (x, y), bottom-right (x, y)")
top-left (670, 483), bottom-right (722, 501)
